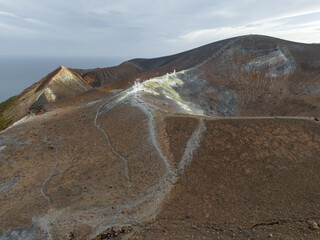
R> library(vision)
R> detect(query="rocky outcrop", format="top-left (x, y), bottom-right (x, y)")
top-left (0, 66), bottom-right (92, 129)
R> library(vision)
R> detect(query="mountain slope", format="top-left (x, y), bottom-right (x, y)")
top-left (0, 88), bottom-right (319, 239)
top-left (0, 35), bottom-right (320, 239)
top-left (0, 66), bottom-right (92, 130)
top-left (2, 35), bottom-right (320, 132)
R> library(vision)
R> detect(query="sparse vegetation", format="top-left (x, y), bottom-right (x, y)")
top-left (0, 96), bottom-right (18, 131)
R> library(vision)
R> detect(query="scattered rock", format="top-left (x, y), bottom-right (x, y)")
top-left (308, 220), bottom-right (319, 230)
top-left (121, 208), bottom-right (130, 214)
top-left (0, 146), bottom-right (7, 151)
top-left (68, 232), bottom-right (74, 239)
top-left (94, 227), bottom-right (132, 240)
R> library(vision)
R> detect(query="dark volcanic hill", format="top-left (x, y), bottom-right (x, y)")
top-left (0, 35), bottom-right (320, 239)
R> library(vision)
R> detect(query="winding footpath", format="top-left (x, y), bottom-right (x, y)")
top-left (41, 137), bottom-right (59, 203)
top-left (89, 87), bottom-right (208, 238)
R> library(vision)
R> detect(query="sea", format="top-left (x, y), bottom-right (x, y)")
top-left (0, 56), bottom-right (125, 102)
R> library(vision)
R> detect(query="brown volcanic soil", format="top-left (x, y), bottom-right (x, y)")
top-left (1, 35), bottom-right (320, 239)
top-left (133, 118), bottom-right (320, 239)
top-left (0, 97), bottom-right (319, 239)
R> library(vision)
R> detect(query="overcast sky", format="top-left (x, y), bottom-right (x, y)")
top-left (1, 0), bottom-right (320, 59)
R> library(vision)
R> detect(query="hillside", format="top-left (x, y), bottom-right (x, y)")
top-left (2, 35), bottom-right (320, 132)
top-left (0, 35), bottom-right (319, 239)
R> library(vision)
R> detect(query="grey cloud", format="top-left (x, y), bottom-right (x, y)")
top-left (0, 0), bottom-right (319, 58)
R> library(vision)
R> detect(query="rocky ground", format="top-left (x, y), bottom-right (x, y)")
top-left (0, 35), bottom-right (320, 239)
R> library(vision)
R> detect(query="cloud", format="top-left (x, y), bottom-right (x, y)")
top-left (0, 22), bottom-right (37, 36)
top-left (0, 10), bottom-right (18, 17)
top-left (0, 9), bottom-right (47, 36)
top-left (0, 0), bottom-right (319, 57)
top-left (253, 8), bottom-right (320, 24)
top-left (168, 5), bottom-right (320, 49)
